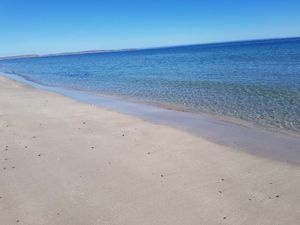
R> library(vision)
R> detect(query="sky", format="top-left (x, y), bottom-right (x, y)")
top-left (0, 0), bottom-right (300, 57)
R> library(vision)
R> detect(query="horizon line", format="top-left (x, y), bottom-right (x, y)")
top-left (1, 36), bottom-right (299, 60)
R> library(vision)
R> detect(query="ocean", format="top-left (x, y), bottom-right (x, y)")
top-left (1, 37), bottom-right (300, 134)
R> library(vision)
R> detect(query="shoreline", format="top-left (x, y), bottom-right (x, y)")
top-left (0, 75), bottom-right (300, 225)
top-left (1, 72), bottom-right (300, 165)
top-left (2, 70), bottom-right (300, 139)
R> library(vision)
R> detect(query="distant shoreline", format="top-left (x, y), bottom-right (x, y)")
top-left (1, 36), bottom-right (299, 61)
top-left (0, 48), bottom-right (138, 61)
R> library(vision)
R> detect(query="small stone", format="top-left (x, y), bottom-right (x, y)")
top-left (122, 134), bottom-right (125, 136)
top-left (223, 217), bottom-right (226, 219)
top-left (16, 220), bottom-right (20, 223)
top-left (147, 152), bottom-right (151, 155)
top-left (160, 174), bottom-right (164, 177)
top-left (221, 178), bottom-right (224, 181)
top-left (38, 154), bottom-right (41, 157)
top-left (218, 191), bottom-right (222, 194)
top-left (276, 195), bottom-right (279, 198)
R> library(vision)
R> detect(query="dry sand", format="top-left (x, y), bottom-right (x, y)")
top-left (0, 76), bottom-right (299, 225)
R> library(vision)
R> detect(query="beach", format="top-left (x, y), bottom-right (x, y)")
top-left (0, 77), bottom-right (300, 225)
top-left (0, 75), bottom-right (300, 225)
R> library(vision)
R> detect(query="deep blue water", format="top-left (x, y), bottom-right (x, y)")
top-left (1, 38), bottom-right (300, 133)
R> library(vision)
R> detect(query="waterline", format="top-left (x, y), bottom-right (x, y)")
top-left (2, 72), bottom-right (300, 165)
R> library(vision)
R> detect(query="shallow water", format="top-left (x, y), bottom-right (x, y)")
top-left (1, 38), bottom-right (300, 133)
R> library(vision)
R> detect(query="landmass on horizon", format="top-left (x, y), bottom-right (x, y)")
top-left (1, 36), bottom-right (299, 60)
top-left (0, 49), bottom-right (138, 60)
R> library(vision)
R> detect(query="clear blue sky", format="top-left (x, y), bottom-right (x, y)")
top-left (0, 0), bottom-right (300, 56)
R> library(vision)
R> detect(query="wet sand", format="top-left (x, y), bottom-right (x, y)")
top-left (0, 76), bottom-right (299, 225)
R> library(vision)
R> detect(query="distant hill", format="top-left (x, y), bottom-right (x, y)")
top-left (0, 49), bottom-right (138, 60)
top-left (0, 54), bottom-right (40, 60)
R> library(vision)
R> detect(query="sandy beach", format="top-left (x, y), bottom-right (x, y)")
top-left (0, 76), bottom-right (299, 225)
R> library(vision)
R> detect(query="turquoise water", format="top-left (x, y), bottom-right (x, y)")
top-left (1, 38), bottom-right (300, 133)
